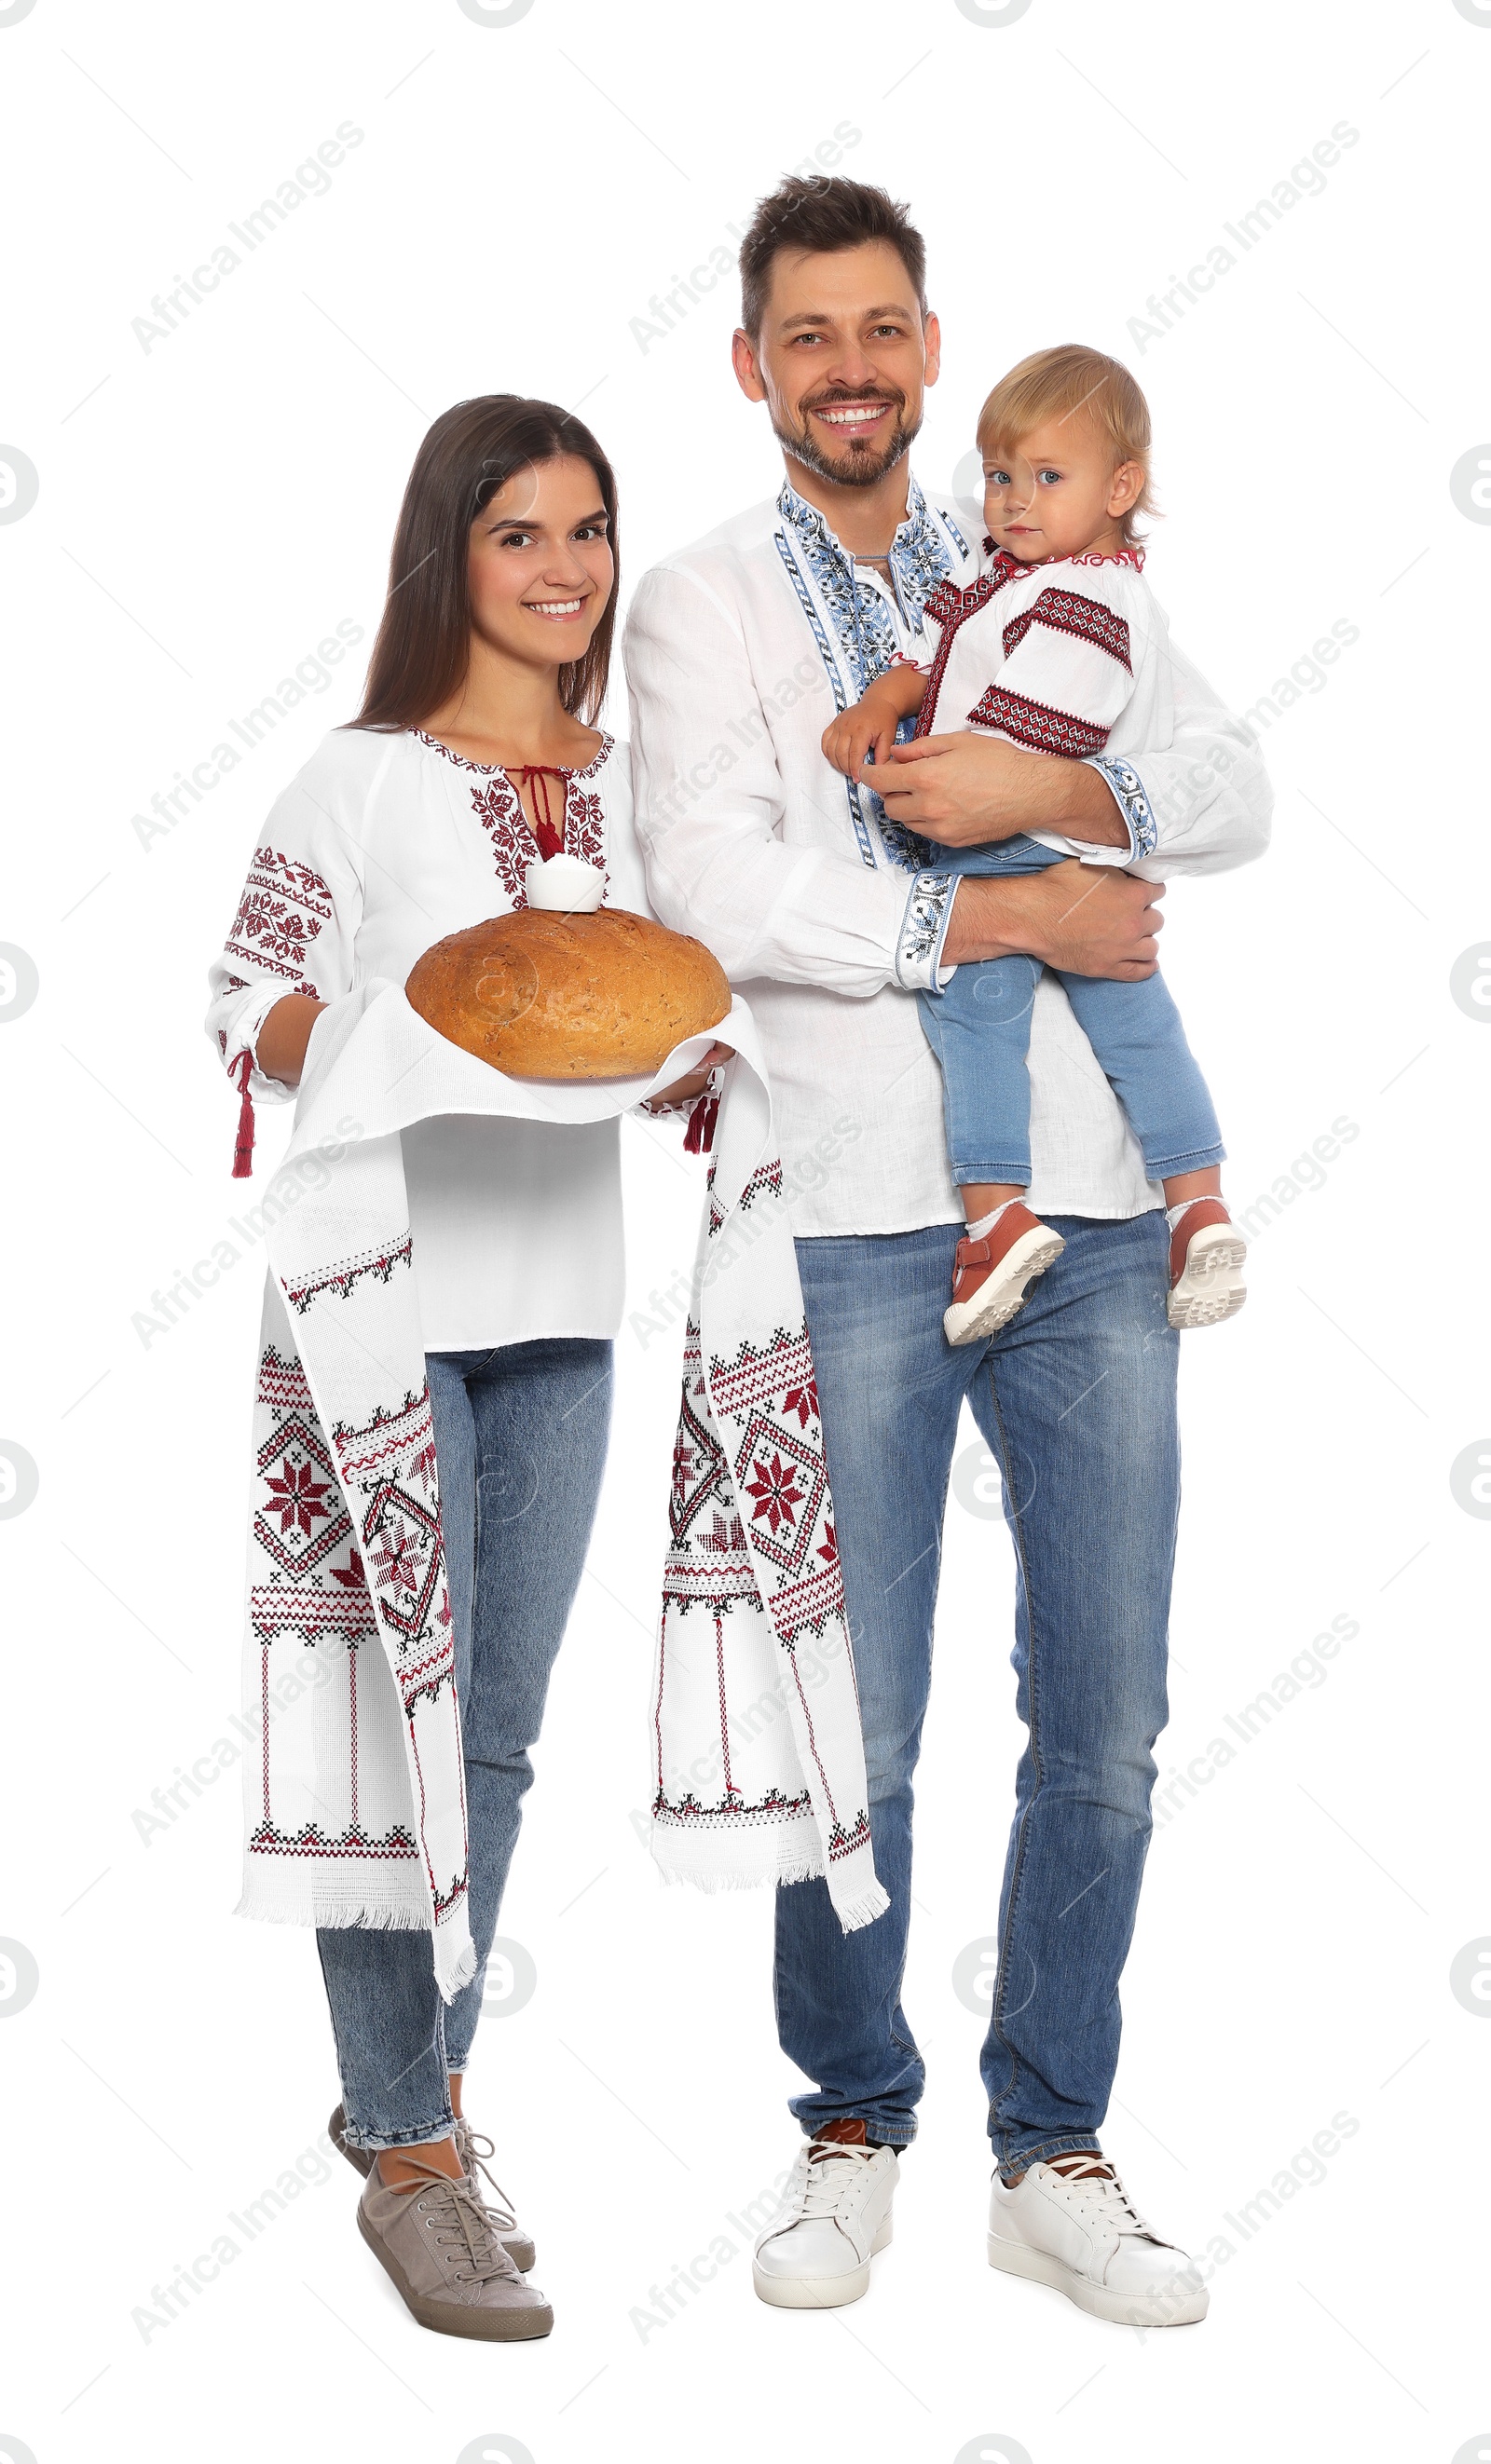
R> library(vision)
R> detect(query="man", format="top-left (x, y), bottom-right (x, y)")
top-left (624, 175), bottom-right (1268, 2326)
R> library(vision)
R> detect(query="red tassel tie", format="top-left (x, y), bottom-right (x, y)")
top-left (514, 765), bottom-right (569, 864)
top-left (231, 1049), bottom-right (256, 1179)
top-left (683, 1091), bottom-right (718, 1155)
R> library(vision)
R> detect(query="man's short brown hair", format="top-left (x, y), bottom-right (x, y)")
top-left (738, 175), bottom-right (927, 337)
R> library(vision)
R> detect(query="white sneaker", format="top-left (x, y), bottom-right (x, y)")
top-left (987, 2154), bottom-right (1208, 2327)
top-left (753, 2130), bottom-right (897, 2309)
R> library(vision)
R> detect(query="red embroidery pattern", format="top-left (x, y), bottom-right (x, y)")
top-left (253, 1415), bottom-right (351, 1577)
top-left (923, 577), bottom-right (978, 630)
top-left (283, 1235), bottom-right (413, 1316)
top-left (983, 536), bottom-right (1145, 571)
top-left (1001, 586), bottom-right (1132, 673)
top-left (707, 1157), bottom-right (784, 1238)
top-left (249, 1814), bottom-right (417, 1861)
top-left (913, 575), bottom-right (1003, 740)
top-left (329, 1386), bottom-right (453, 1718)
top-left (966, 684), bottom-right (1110, 758)
top-left (249, 1577), bottom-right (376, 1650)
top-left (708, 1326), bottom-right (815, 1424)
top-left (654, 1314), bottom-right (866, 1853)
top-left (662, 1328), bottom-right (846, 1635)
top-left (248, 1343), bottom-right (415, 1867)
top-left (224, 847), bottom-right (333, 987)
top-left (470, 771), bottom-right (539, 905)
top-left (416, 729), bottom-right (613, 908)
top-left (830, 1812), bottom-right (872, 1861)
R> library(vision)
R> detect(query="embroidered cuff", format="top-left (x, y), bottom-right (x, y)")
top-left (1085, 754), bottom-right (1157, 861)
top-left (895, 867), bottom-right (957, 993)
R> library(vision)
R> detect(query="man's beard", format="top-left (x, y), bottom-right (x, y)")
top-left (773, 390), bottom-right (922, 491)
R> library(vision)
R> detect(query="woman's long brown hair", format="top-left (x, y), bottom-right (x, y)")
top-left (352, 395), bottom-right (619, 733)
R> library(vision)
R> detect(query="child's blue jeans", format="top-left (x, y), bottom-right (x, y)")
top-left (918, 834), bottom-right (1224, 1188)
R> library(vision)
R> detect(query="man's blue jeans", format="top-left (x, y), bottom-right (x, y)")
top-left (780, 1215), bottom-right (1178, 2179)
top-left (318, 1337), bottom-right (612, 2150)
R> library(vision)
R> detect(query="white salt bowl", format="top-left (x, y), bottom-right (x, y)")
top-left (525, 854), bottom-right (606, 913)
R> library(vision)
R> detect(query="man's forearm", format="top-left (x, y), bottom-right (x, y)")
top-left (1019, 753), bottom-right (1129, 846)
top-left (878, 733), bottom-right (1129, 849)
top-left (941, 863), bottom-right (1164, 977)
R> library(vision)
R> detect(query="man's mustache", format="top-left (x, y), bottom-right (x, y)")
top-left (798, 387), bottom-right (907, 415)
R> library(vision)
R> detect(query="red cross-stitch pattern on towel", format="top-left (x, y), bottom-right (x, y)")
top-left (283, 1234), bottom-right (413, 1315)
top-left (253, 1351), bottom-right (352, 1577)
top-left (705, 1327), bottom-right (848, 1640)
top-left (248, 1345), bottom-right (417, 1870)
top-left (330, 1388), bottom-right (454, 1718)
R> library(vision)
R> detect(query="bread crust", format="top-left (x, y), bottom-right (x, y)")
top-left (405, 907), bottom-right (731, 1081)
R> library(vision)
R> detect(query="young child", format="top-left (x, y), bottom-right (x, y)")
top-left (822, 343), bottom-right (1246, 1346)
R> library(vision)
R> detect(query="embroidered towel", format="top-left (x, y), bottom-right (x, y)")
top-left (239, 983), bottom-right (885, 2000)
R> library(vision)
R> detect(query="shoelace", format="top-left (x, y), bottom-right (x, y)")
top-left (400, 2158), bottom-right (519, 2285)
top-left (455, 2123), bottom-right (520, 2236)
top-left (795, 2137), bottom-right (881, 2220)
top-left (1042, 2157), bottom-right (1161, 2245)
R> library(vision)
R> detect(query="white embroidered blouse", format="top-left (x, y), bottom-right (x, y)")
top-left (205, 726), bottom-right (649, 1351)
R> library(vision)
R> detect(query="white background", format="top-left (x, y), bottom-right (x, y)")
top-left (1, 1), bottom-right (1486, 2458)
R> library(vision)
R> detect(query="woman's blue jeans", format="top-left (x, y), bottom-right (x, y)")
top-left (919, 834), bottom-right (1224, 1186)
top-left (779, 1215), bottom-right (1179, 2178)
top-left (318, 1337), bottom-right (612, 2150)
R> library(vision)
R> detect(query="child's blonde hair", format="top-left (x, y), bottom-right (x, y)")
top-left (976, 345), bottom-right (1155, 546)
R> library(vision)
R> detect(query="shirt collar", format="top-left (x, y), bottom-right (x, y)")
top-left (777, 470), bottom-right (949, 611)
top-left (982, 533), bottom-right (1145, 574)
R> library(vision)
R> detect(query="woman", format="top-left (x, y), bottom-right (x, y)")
top-left (206, 397), bottom-right (720, 2339)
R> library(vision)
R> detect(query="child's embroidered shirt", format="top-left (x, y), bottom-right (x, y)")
top-left (909, 546), bottom-right (1173, 857)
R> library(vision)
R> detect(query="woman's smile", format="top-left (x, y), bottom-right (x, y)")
top-left (522, 593), bottom-right (589, 621)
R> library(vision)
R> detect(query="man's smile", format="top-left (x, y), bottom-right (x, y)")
top-left (811, 401), bottom-right (893, 431)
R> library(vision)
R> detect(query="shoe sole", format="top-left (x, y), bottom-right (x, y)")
top-left (356, 2205), bottom-right (554, 2340)
top-left (1168, 1229), bottom-right (1247, 1331)
top-left (752, 2212), bottom-right (893, 2310)
top-left (944, 1230), bottom-right (1066, 1347)
top-left (986, 2230), bottom-right (1208, 2326)
top-left (331, 2106), bottom-right (537, 2273)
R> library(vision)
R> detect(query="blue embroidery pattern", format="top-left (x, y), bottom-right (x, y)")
top-left (773, 529), bottom-right (879, 868)
top-left (876, 810), bottom-right (939, 873)
top-left (774, 477), bottom-right (969, 878)
top-left (896, 868), bottom-right (956, 989)
top-left (1087, 754), bottom-right (1157, 859)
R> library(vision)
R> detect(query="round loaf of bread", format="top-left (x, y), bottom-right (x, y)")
top-left (405, 906), bottom-right (731, 1081)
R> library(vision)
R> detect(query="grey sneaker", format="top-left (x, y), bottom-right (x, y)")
top-left (330, 2104), bottom-right (536, 2272)
top-left (357, 2159), bottom-right (554, 2340)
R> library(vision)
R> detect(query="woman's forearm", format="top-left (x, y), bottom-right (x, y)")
top-left (256, 994), bottom-right (328, 1088)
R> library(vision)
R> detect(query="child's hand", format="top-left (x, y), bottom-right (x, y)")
top-left (821, 687), bottom-right (903, 783)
